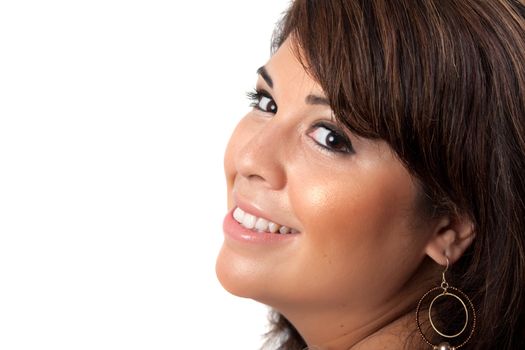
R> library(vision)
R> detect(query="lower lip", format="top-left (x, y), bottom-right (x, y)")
top-left (222, 208), bottom-right (299, 244)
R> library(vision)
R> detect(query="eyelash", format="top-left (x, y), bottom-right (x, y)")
top-left (246, 88), bottom-right (355, 155)
top-left (247, 88), bottom-right (277, 113)
top-left (246, 88), bottom-right (262, 106)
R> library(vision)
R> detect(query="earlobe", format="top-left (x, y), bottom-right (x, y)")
top-left (425, 214), bottom-right (475, 265)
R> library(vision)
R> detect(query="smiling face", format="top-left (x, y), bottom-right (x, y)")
top-left (216, 37), bottom-right (437, 340)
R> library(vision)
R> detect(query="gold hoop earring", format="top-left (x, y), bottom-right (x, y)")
top-left (415, 257), bottom-right (476, 350)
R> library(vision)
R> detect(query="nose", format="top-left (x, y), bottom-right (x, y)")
top-left (234, 121), bottom-right (287, 190)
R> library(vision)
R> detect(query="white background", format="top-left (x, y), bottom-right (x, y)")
top-left (0, 1), bottom-right (290, 349)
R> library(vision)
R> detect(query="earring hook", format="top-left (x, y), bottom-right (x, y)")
top-left (441, 255), bottom-right (450, 291)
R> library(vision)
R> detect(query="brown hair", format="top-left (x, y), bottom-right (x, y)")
top-left (263, 0), bottom-right (525, 349)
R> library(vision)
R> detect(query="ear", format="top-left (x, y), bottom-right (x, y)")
top-left (424, 213), bottom-right (475, 266)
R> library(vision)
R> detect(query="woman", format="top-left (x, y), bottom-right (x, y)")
top-left (216, 1), bottom-right (525, 349)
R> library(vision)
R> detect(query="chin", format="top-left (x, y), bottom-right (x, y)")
top-left (216, 244), bottom-right (301, 313)
top-left (215, 244), bottom-right (261, 299)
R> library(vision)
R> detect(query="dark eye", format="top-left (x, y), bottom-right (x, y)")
top-left (247, 89), bottom-right (278, 114)
top-left (307, 122), bottom-right (354, 154)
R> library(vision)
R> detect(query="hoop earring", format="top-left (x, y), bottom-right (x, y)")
top-left (415, 257), bottom-right (476, 350)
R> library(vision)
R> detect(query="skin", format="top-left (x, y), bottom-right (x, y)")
top-left (216, 37), bottom-right (475, 349)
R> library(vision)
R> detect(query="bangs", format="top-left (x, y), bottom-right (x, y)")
top-left (271, 0), bottom-right (412, 141)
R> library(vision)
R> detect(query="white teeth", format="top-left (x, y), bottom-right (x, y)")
top-left (268, 222), bottom-right (280, 233)
top-left (233, 207), bottom-right (244, 222)
top-left (279, 226), bottom-right (290, 234)
top-left (242, 213), bottom-right (256, 229)
top-left (232, 206), bottom-right (298, 234)
top-left (255, 218), bottom-right (269, 232)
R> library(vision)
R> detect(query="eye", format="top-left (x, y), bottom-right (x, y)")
top-left (308, 122), bottom-right (354, 154)
top-left (247, 89), bottom-right (278, 114)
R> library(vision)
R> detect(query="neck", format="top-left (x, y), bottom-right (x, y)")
top-left (281, 297), bottom-right (420, 349)
top-left (275, 266), bottom-right (437, 350)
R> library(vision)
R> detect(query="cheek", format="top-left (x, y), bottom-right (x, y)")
top-left (284, 160), bottom-right (423, 307)
top-left (292, 157), bottom-right (416, 245)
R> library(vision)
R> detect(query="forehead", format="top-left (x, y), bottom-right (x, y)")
top-left (263, 37), bottom-right (325, 97)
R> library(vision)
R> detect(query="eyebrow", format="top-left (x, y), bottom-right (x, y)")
top-left (256, 65), bottom-right (331, 106)
top-left (256, 66), bottom-right (273, 88)
top-left (305, 94), bottom-right (331, 106)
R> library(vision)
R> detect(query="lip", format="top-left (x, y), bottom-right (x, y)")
top-left (223, 207), bottom-right (299, 244)
top-left (232, 193), bottom-right (300, 233)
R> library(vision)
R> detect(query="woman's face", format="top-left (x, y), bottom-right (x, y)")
top-left (216, 38), bottom-right (434, 322)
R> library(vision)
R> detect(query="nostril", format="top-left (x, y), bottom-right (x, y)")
top-left (247, 174), bottom-right (266, 182)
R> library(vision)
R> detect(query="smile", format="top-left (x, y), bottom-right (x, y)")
top-left (233, 206), bottom-right (300, 234)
